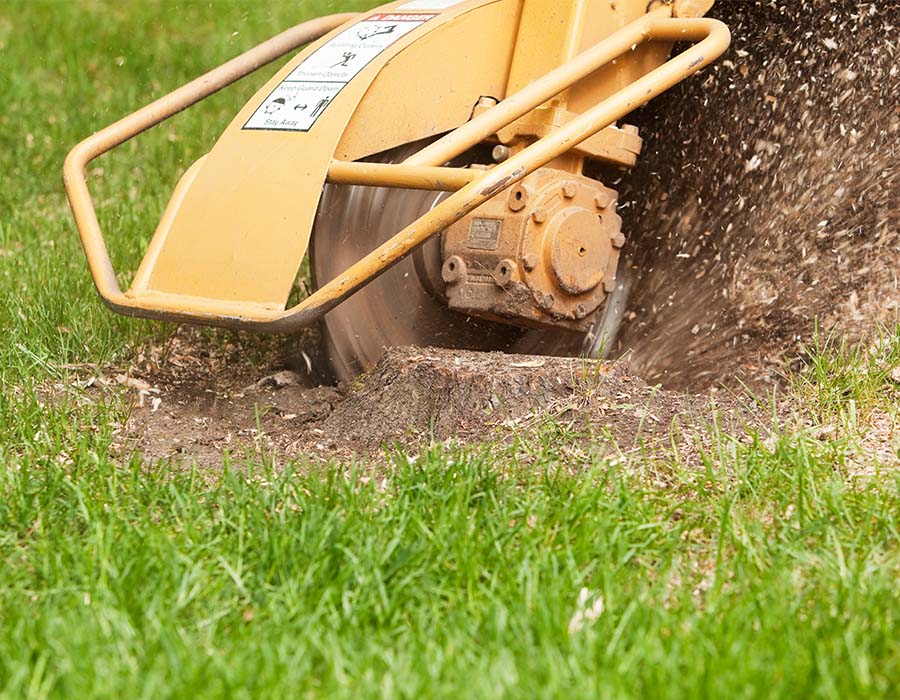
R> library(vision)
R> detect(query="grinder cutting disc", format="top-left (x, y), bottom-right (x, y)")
top-left (309, 141), bottom-right (626, 384)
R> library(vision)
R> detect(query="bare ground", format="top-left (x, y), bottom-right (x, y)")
top-left (116, 330), bottom-right (755, 467)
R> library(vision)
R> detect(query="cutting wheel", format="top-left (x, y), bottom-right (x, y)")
top-left (310, 141), bottom-right (627, 384)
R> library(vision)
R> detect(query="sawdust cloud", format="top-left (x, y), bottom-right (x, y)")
top-left (605, 0), bottom-right (898, 390)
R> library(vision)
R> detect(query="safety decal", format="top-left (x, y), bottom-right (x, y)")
top-left (397, 0), bottom-right (468, 9)
top-left (244, 14), bottom-right (437, 132)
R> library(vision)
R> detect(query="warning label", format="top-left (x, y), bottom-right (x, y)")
top-left (244, 14), bottom-right (436, 132)
top-left (398, 0), bottom-right (468, 8)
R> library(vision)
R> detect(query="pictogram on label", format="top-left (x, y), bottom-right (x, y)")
top-left (244, 14), bottom-right (436, 132)
top-left (398, 0), bottom-right (469, 9)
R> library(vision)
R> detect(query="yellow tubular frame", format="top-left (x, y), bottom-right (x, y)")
top-left (64, 12), bottom-right (730, 333)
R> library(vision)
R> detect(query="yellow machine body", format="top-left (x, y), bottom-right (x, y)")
top-left (138, 1), bottom-right (523, 314)
top-left (64, 0), bottom-right (730, 333)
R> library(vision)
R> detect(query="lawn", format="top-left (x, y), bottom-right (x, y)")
top-left (1, 1), bottom-right (900, 698)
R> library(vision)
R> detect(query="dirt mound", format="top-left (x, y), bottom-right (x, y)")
top-left (604, 0), bottom-right (898, 390)
top-left (123, 339), bottom-right (742, 467)
top-left (319, 347), bottom-right (709, 449)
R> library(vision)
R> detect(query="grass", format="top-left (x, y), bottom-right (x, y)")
top-left (1, 1), bottom-right (899, 698)
top-left (2, 426), bottom-right (900, 698)
top-left (792, 328), bottom-right (900, 423)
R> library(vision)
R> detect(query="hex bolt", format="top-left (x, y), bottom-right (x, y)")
top-left (531, 207), bottom-right (548, 224)
top-left (562, 182), bottom-right (578, 199)
top-left (574, 304), bottom-right (589, 320)
top-left (594, 192), bottom-right (614, 210)
top-left (492, 144), bottom-right (510, 163)
top-left (522, 253), bottom-right (539, 272)
top-left (611, 232), bottom-right (627, 249)
top-left (537, 293), bottom-right (555, 311)
top-left (603, 277), bottom-right (617, 293)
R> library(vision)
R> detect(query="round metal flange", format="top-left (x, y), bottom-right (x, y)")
top-left (547, 207), bottom-right (610, 295)
top-left (518, 170), bottom-right (621, 321)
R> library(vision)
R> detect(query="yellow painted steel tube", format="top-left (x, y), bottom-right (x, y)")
top-left (403, 7), bottom-right (673, 168)
top-left (269, 16), bottom-right (731, 332)
top-left (327, 161), bottom-right (478, 191)
top-left (63, 14), bottom-right (358, 312)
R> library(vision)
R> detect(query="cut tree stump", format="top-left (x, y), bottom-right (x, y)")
top-left (125, 339), bottom-right (744, 465)
top-left (321, 346), bottom-right (702, 450)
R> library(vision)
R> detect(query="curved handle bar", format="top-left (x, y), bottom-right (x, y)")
top-left (63, 14), bottom-right (359, 313)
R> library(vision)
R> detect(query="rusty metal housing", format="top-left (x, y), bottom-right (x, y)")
top-left (442, 168), bottom-right (623, 332)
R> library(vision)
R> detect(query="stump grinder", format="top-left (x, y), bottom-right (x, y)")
top-left (65, 0), bottom-right (730, 382)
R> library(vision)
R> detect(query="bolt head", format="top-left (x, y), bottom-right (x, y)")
top-left (522, 253), bottom-right (539, 272)
top-left (492, 144), bottom-right (510, 163)
top-left (531, 208), bottom-right (548, 224)
top-left (574, 304), bottom-right (590, 320)
top-left (562, 182), bottom-right (578, 199)
top-left (537, 293), bottom-right (555, 311)
top-left (611, 232), bottom-right (627, 249)
top-left (594, 192), bottom-right (615, 210)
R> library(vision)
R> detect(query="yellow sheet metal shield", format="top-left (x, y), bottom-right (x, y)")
top-left (129, 5), bottom-right (479, 311)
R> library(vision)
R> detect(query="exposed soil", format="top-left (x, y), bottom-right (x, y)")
top-left (119, 329), bottom-right (749, 467)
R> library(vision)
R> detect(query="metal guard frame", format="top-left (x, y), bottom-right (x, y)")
top-left (64, 11), bottom-right (731, 333)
